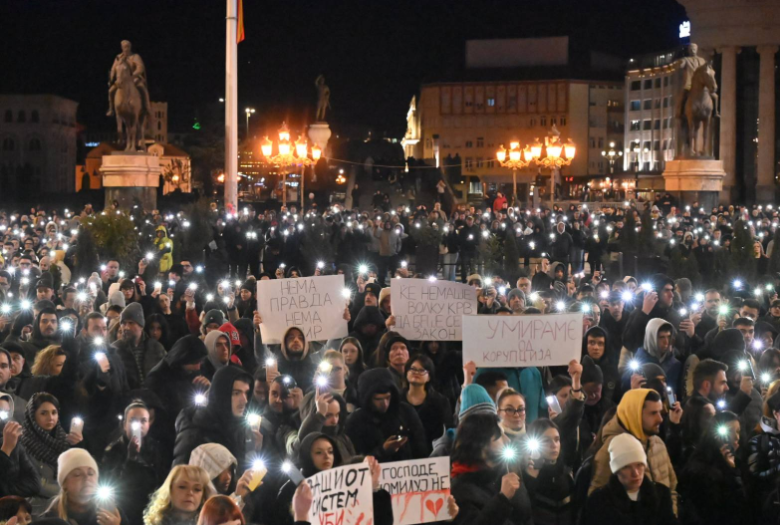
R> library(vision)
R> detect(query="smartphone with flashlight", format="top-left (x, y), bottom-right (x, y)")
top-left (131, 421), bottom-right (143, 446)
top-left (283, 462), bottom-right (306, 486)
top-left (546, 395), bottom-right (563, 414)
top-left (249, 460), bottom-right (268, 491)
top-left (70, 417), bottom-right (84, 435)
top-left (666, 386), bottom-right (676, 407)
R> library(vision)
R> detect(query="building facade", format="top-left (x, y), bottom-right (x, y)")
top-left (402, 37), bottom-right (625, 203)
top-left (0, 94), bottom-right (79, 195)
top-left (679, 0), bottom-right (780, 203)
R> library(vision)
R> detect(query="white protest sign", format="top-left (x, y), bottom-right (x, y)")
top-left (257, 275), bottom-right (348, 344)
top-left (307, 462), bottom-right (373, 525)
top-left (379, 457), bottom-right (451, 525)
top-left (391, 279), bottom-right (477, 340)
top-left (462, 313), bottom-right (583, 367)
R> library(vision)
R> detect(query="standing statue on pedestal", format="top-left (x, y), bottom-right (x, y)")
top-left (106, 40), bottom-right (151, 151)
top-left (315, 75), bottom-right (331, 121)
top-left (674, 43), bottom-right (720, 158)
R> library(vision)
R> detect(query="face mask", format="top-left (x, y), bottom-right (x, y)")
top-left (322, 424), bottom-right (338, 437)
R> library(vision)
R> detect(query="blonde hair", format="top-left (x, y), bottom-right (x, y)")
top-left (31, 345), bottom-right (66, 376)
top-left (144, 465), bottom-right (213, 525)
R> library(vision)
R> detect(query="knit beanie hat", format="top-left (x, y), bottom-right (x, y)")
top-left (203, 309), bottom-right (225, 328)
top-left (608, 433), bottom-right (648, 473)
top-left (581, 355), bottom-right (604, 385)
top-left (57, 448), bottom-right (99, 486)
top-left (240, 276), bottom-right (257, 293)
top-left (507, 288), bottom-right (526, 303)
top-left (109, 290), bottom-right (126, 308)
top-left (189, 443), bottom-right (237, 487)
top-left (466, 274), bottom-right (482, 285)
top-left (378, 287), bottom-right (391, 307)
top-left (642, 363), bottom-right (667, 381)
top-left (87, 272), bottom-right (102, 291)
top-left (459, 384), bottom-right (496, 419)
top-left (120, 302), bottom-right (145, 328)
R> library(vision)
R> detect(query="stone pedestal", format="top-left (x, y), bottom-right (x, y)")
top-left (308, 122), bottom-right (332, 155)
top-left (663, 158), bottom-right (726, 210)
top-left (100, 152), bottom-right (161, 210)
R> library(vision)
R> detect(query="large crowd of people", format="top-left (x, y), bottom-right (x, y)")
top-left (1, 195), bottom-right (780, 525)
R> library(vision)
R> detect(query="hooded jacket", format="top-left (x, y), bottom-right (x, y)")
top-left (348, 306), bottom-right (387, 363)
top-left (275, 432), bottom-right (393, 525)
top-left (173, 366), bottom-right (254, 468)
top-left (111, 331), bottom-right (166, 390)
top-left (627, 319), bottom-right (682, 397)
top-left (274, 326), bottom-right (319, 393)
top-left (582, 326), bottom-right (620, 403)
top-left (589, 389), bottom-right (678, 511)
top-left (345, 368), bottom-right (430, 461)
top-left (20, 309), bottom-right (60, 363)
top-left (199, 330), bottom-right (232, 382)
top-left (153, 225), bottom-right (173, 273)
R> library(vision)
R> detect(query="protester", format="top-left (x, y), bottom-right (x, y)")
top-left (143, 465), bottom-right (214, 525)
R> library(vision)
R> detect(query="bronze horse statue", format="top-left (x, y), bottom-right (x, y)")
top-left (684, 63), bottom-right (718, 157)
top-left (114, 57), bottom-right (147, 152)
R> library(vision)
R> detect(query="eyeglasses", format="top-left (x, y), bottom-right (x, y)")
top-left (499, 407), bottom-right (526, 416)
top-left (408, 367), bottom-right (428, 375)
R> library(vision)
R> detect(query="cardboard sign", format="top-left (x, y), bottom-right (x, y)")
top-left (391, 279), bottom-right (477, 340)
top-left (379, 458), bottom-right (451, 525)
top-left (462, 313), bottom-right (583, 367)
top-left (257, 275), bottom-right (348, 344)
top-left (307, 463), bottom-right (374, 525)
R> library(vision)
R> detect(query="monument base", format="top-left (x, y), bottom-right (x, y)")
top-left (101, 152), bottom-right (161, 210)
top-left (663, 158), bottom-right (726, 210)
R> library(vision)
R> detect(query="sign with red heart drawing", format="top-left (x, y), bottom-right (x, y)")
top-left (378, 457), bottom-right (451, 525)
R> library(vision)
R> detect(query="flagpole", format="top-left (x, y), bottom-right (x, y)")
top-left (224, 0), bottom-right (238, 213)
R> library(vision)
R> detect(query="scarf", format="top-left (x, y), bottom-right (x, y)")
top-left (21, 393), bottom-right (70, 470)
top-left (451, 461), bottom-right (482, 479)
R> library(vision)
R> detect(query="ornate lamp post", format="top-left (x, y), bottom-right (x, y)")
top-left (528, 129), bottom-right (576, 210)
top-left (261, 122), bottom-right (322, 208)
top-left (496, 141), bottom-right (533, 205)
top-left (601, 142), bottom-right (623, 174)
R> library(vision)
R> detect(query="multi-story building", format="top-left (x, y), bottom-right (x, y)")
top-left (0, 94), bottom-right (79, 194)
top-left (623, 48), bottom-right (683, 177)
top-left (402, 37), bottom-right (625, 203)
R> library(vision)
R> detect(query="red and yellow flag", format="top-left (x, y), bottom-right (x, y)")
top-left (237, 0), bottom-right (245, 43)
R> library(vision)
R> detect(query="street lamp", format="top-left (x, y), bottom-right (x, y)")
top-left (601, 142), bottom-right (622, 174)
top-left (496, 141), bottom-right (533, 205)
top-left (260, 122), bottom-right (322, 208)
top-left (527, 129), bottom-right (576, 210)
top-left (245, 107), bottom-right (256, 136)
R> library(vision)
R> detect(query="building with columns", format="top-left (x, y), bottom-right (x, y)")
top-left (679, 0), bottom-right (780, 204)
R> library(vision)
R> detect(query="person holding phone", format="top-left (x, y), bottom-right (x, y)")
top-left (142, 465), bottom-right (214, 525)
top-left (678, 411), bottom-right (746, 525)
top-left (102, 401), bottom-right (168, 525)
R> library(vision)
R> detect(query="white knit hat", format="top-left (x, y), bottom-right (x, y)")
top-left (57, 449), bottom-right (99, 486)
top-left (189, 443), bottom-right (237, 481)
top-left (608, 433), bottom-right (647, 474)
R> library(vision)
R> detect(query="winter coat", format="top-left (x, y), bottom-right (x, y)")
top-left (293, 394), bottom-right (356, 464)
top-left (345, 368), bottom-right (430, 461)
top-left (110, 333), bottom-right (166, 390)
top-left (348, 306), bottom-right (387, 363)
top-left (581, 474), bottom-right (677, 525)
top-left (172, 366), bottom-right (254, 468)
top-left (101, 433), bottom-right (168, 525)
top-left (474, 367), bottom-right (547, 423)
top-left (272, 326), bottom-right (321, 394)
top-left (522, 460), bottom-right (575, 525)
top-left (42, 500), bottom-right (130, 525)
top-left (402, 387), bottom-right (454, 443)
top-left (154, 225), bottom-right (173, 273)
top-left (677, 446), bottom-right (747, 525)
top-left (747, 416), bottom-right (780, 508)
top-left (450, 467), bottom-right (533, 525)
top-left (590, 415), bottom-right (678, 511)
top-left (0, 404), bottom-right (41, 498)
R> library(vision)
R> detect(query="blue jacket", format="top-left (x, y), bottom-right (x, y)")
top-left (622, 346), bottom-right (682, 397)
top-left (474, 366), bottom-right (547, 422)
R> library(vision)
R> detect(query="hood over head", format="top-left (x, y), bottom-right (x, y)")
top-left (281, 326), bottom-right (308, 361)
top-left (357, 367), bottom-right (399, 412)
top-left (352, 306), bottom-right (386, 332)
top-left (617, 388), bottom-right (654, 443)
top-left (204, 329), bottom-right (232, 371)
top-left (206, 365), bottom-right (253, 423)
top-left (297, 432), bottom-right (343, 478)
top-left (643, 318), bottom-right (674, 362)
top-left (165, 335), bottom-right (208, 369)
top-left (582, 326), bottom-right (609, 358)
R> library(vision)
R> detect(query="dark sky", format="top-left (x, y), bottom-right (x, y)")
top-left (0, 0), bottom-right (687, 138)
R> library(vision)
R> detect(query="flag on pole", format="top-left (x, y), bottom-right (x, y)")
top-left (237, 0), bottom-right (245, 43)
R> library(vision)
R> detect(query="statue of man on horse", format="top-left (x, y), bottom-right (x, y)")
top-left (106, 40), bottom-right (151, 151)
top-left (673, 43), bottom-right (720, 158)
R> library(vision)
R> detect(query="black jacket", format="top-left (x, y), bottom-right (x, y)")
top-left (0, 436), bottom-right (41, 498)
top-left (402, 387), bottom-right (453, 443)
top-left (677, 446), bottom-right (746, 525)
top-left (348, 306), bottom-right (387, 364)
top-left (581, 474), bottom-right (676, 525)
top-left (172, 366), bottom-right (254, 468)
top-left (345, 368), bottom-right (430, 462)
top-left (450, 467), bottom-right (533, 525)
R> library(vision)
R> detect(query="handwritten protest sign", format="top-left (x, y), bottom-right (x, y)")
top-left (257, 275), bottom-right (348, 344)
top-left (307, 463), bottom-right (374, 525)
top-left (462, 313), bottom-right (583, 367)
top-left (379, 458), bottom-right (451, 525)
top-left (391, 279), bottom-right (477, 341)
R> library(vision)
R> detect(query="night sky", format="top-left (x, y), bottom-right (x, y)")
top-left (0, 0), bottom-right (687, 138)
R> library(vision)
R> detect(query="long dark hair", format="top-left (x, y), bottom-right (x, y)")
top-left (451, 413), bottom-right (502, 467)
